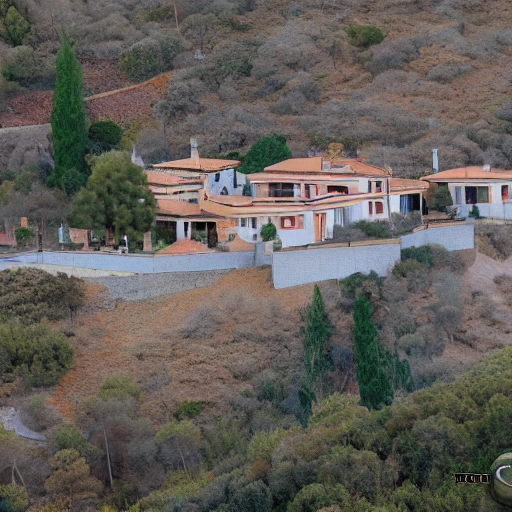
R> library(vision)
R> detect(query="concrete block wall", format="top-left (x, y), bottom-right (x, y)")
top-left (2, 251), bottom-right (255, 274)
top-left (272, 242), bottom-right (401, 289)
top-left (401, 223), bottom-right (474, 251)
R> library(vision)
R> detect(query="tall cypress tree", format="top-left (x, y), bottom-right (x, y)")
top-left (49, 30), bottom-right (87, 196)
top-left (298, 285), bottom-right (333, 427)
top-left (353, 295), bottom-right (394, 410)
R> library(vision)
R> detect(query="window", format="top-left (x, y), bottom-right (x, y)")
top-left (334, 208), bottom-right (342, 225)
top-left (305, 184), bottom-right (311, 199)
top-left (375, 181), bottom-right (382, 192)
top-left (269, 183), bottom-right (295, 197)
top-left (280, 216), bottom-right (303, 229)
top-left (503, 185), bottom-right (509, 201)
top-left (465, 186), bottom-right (489, 204)
top-left (233, 170), bottom-right (238, 188)
top-left (368, 181), bottom-right (372, 193)
top-left (455, 186), bottom-right (462, 205)
top-left (369, 202), bottom-right (373, 215)
top-left (215, 173), bottom-right (220, 182)
top-left (281, 217), bottom-right (296, 228)
top-left (250, 218), bottom-right (257, 229)
top-left (240, 218), bottom-right (247, 227)
top-left (327, 185), bottom-right (349, 194)
top-left (375, 202), bottom-right (384, 214)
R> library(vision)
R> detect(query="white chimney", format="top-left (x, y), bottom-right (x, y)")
top-left (190, 138), bottom-right (199, 161)
top-left (483, 164), bottom-right (491, 172)
top-left (432, 149), bottom-right (439, 173)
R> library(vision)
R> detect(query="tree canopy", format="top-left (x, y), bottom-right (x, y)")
top-left (239, 134), bottom-right (292, 174)
top-left (67, 151), bottom-right (156, 243)
top-left (49, 30), bottom-right (87, 196)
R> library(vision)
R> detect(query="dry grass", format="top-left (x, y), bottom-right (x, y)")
top-left (48, 268), bottom-right (316, 425)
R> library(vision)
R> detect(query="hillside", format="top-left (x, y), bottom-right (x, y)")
top-left (2, 0), bottom-right (512, 175)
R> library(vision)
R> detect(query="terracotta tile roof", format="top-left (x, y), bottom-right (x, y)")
top-left (422, 167), bottom-right (512, 181)
top-left (247, 172), bottom-right (364, 183)
top-left (335, 160), bottom-right (390, 176)
top-left (154, 157), bottom-right (240, 172)
top-left (390, 178), bottom-right (429, 192)
top-left (156, 199), bottom-right (203, 216)
top-left (262, 157), bottom-right (390, 176)
top-left (264, 157), bottom-right (323, 173)
top-left (207, 195), bottom-right (254, 206)
top-left (145, 170), bottom-right (203, 186)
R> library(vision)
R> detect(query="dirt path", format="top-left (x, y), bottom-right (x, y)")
top-left (467, 251), bottom-right (512, 299)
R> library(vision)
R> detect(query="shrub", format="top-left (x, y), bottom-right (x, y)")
top-left (354, 220), bottom-right (391, 238)
top-left (392, 259), bottom-right (426, 278)
top-left (98, 374), bottom-right (142, 401)
top-left (0, 484), bottom-right (28, 512)
top-left (401, 246), bottom-right (434, 267)
top-left (0, 321), bottom-right (73, 386)
top-left (227, 480), bottom-right (272, 512)
top-left (0, 268), bottom-right (85, 324)
top-left (0, 4), bottom-right (31, 46)
top-left (176, 400), bottom-right (203, 419)
top-left (51, 424), bottom-right (103, 464)
top-left (260, 222), bottom-right (277, 241)
top-left (14, 226), bottom-right (34, 247)
top-left (253, 370), bottom-right (287, 406)
top-left (119, 36), bottom-right (187, 83)
top-left (346, 25), bottom-right (385, 48)
top-left (88, 120), bottom-right (123, 150)
top-left (2, 45), bottom-right (54, 87)
top-left (239, 134), bottom-right (292, 175)
top-left (426, 62), bottom-right (473, 83)
top-left (339, 271), bottom-right (383, 299)
top-left (426, 185), bottom-right (453, 212)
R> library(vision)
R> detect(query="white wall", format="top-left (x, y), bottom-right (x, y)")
top-left (205, 169), bottom-right (246, 196)
top-left (272, 242), bottom-right (401, 289)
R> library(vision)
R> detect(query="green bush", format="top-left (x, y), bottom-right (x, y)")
top-left (119, 36), bottom-right (187, 83)
top-left (0, 268), bottom-right (85, 323)
top-left (0, 4), bottom-right (31, 47)
top-left (0, 484), bottom-right (28, 512)
top-left (2, 45), bottom-right (54, 87)
top-left (14, 226), bottom-right (34, 247)
top-left (53, 424), bottom-right (103, 464)
top-left (260, 222), bottom-right (277, 242)
top-left (98, 374), bottom-right (142, 401)
top-left (346, 25), bottom-right (385, 48)
top-left (339, 271), bottom-right (383, 299)
top-left (89, 120), bottom-right (123, 151)
top-left (176, 400), bottom-right (203, 419)
top-left (227, 480), bottom-right (272, 512)
top-left (392, 259), bottom-right (425, 278)
top-left (354, 220), bottom-right (390, 238)
top-left (401, 245), bottom-right (434, 267)
top-left (0, 321), bottom-right (73, 386)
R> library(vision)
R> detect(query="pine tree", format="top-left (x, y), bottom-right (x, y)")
top-left (353, 295), bottom-right (394, 410)
top-left (239, 134), bottom-right (292, 174)
top-left (49, 30), bottom-right (87, 196)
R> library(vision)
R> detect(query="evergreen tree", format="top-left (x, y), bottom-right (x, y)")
top-left (353, 295), bottom-right (394, 410)
top-left (239, 134), bottom-right (292, 174)
top-left (302, 285), bottom-right (333, 384)
top-left (67, 151), bottom-right (156, 243)
top-left (49, 30), bottom-right (87, 196)
top-left (298, 285), bottom-right (333, 427)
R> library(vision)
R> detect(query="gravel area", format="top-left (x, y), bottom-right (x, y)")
top-left (86, 269), bottom-right (232, 301)
top-left (0, 407), bottom-right (46, 442)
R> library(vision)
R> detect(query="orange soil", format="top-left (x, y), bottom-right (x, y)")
top-left (48, 268), bottom-right (318, 424)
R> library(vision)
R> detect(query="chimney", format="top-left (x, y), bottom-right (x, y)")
top-left (190, 138), bottom-right (199, 161)
top-left (483, 164), bottom-right (491, 172)
top-left (432, 149), bottom-right (439, 173)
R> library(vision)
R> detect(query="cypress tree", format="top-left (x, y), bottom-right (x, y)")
top-left (353, 295), bottom-right (394, 410)
top-left (297, 285), bottom-right (333, 427)
top-left (49, 30), bottom-right (87, 196)
top-left (302, 285), bottom-right (333, 384)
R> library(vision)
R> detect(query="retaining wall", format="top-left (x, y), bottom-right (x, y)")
top-left (401, 223), bottom-right (474, 251)
top-left (272, 241), bottom-right (401, 289)
top-left (2, 250), bottom-right (255, 273)
top-left (272, 222), bottom-right (475, 289)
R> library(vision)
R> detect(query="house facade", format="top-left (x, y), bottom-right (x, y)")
top-left (422, 166), bottom-right (512, 220)
top-left (147, 141), bottom-right (428, 248)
